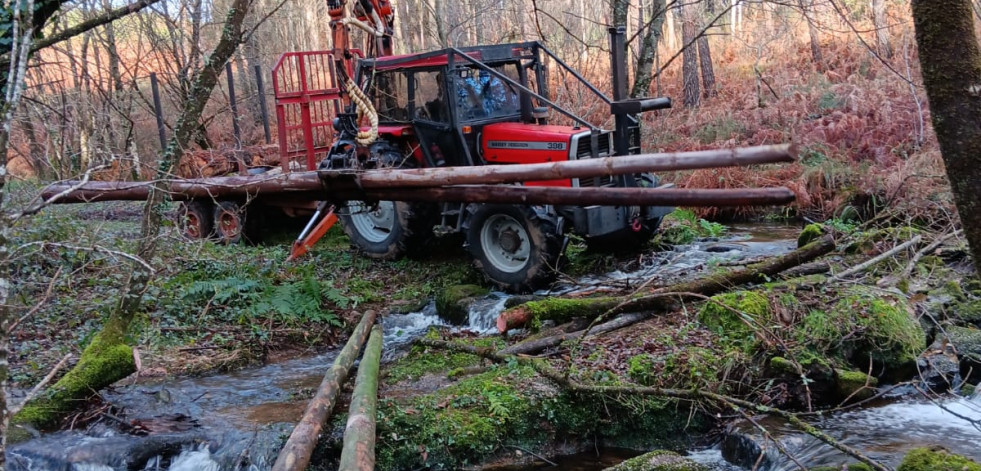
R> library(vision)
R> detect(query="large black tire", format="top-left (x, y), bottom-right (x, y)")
top-left (463, 204), bottom-right (564, 293)
top-left (338, 144), bottom-right (437, 260)
top-left (213, 201), bottom-right (246, 245)
top-left (178, 200), bottom-right (214, 240)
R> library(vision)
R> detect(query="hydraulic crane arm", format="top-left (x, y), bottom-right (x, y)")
top-left (327, 0), bottom-right (395, 62)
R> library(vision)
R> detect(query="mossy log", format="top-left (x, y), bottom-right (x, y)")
top-left (338, 325), bottom-right (383, 471)
top-left (497, 234), bottom-right (836, 335)
top-left (14, 313), bottom-right (136, 428)
top-left (272, 310), bottom-right (377, 471)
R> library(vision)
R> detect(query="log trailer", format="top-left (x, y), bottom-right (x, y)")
top-left (42, 0), bottom-right (798, 292)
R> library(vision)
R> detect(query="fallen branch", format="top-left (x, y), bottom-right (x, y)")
top-left (498, 235), bottom-right (836, 334)
top-left (272, 310), bottom-right (377, 471)
top-left (421, 339), bottom-right (891, 471)
top-left (829, 235), bottom-right (921, 282)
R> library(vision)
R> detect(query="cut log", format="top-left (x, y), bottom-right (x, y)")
top-left (338, 325), bottom-right (383, 471)
top-left (40, 143), bottom-right (796, 204)
top-left (497, 235), bottom-right (836, 348)
top-left (271, 310), bottom-right (377, 471)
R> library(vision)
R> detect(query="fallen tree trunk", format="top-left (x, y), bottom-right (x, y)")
top-left (272, 310), bottom-right (377, 471)
top-left (497, 235), bottom-right (836, 344)
top-left (338, 325), bottom-right (383, 471)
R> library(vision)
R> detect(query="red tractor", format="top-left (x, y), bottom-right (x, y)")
top-left (313, 32), bottom-right (674, 292)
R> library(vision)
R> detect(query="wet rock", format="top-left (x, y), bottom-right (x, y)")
top-left (603, 449), bottom-right (706, 471)
top-left (898, 446), bottom-right (981, 471)
top-left (720, 422), bottom-right (772, 470)
top-left (704, 243), bottom-right (745, 253)
top-left (946, 326), bottom-right (981, 377)
top-left (916, 338), bottom-right (961, 393)
top-left (435, 284), bottom-right (489, 325)
top-left (8, 433), bottom-right (210, 471)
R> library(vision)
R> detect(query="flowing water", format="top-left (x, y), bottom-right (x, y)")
top-left (12, 224), bottom-right (980, 470)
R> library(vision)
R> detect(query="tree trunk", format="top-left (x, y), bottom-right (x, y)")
top-left (872, 0), bottom-right (892, 59)
top-left (912, 0), bottom-right (981, 275)
top-left (697, 35), bottom-right (716, 98)
top-left (273, 311), bottom-right (378, 471)
top-left (337, 325), bottom-right (383, 471)
top-left (14, 0), bottom-right (257, 428)
top-left (631, 0), bottom-right (666, 98)
top-left (497, 235), bottom-right (836, 334)
top-left (802, 0), bottom-right (824, 69)
top-left (680, 2), bottom-right (700, 107)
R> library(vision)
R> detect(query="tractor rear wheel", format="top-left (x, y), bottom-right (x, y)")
top-left (339, 147), bottom-right (436, 260)
top-left (178, 200), bottom-right (214, 240)
top-left (463, 204), bottom-right (563, 293)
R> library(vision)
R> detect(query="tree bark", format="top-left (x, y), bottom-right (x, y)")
top-left (273, 310), bottom-right (378, 471)
top-left (911, 0), bottom-right (981, 275)
top-left (338, 325), bottom-right (383, 471)
top-left (497, 235), bottom-right (836, 335)
top-left (680, 1), bottom-right (700, 107)
top-left (631, 0), bottom-right (667, 98)
top-left (872, 0), bottom-right (892, 59)
top-left (696, 35), bottom-right (716, 98)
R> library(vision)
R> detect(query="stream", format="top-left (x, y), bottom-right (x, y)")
top-left (9, 224), bottom-right (981, 470)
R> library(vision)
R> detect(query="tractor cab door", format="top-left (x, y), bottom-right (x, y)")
top-left (410, 69), bottom-right (476, 167)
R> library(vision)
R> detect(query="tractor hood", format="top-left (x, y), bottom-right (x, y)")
top-left (481, 122), bottom-right (585, 164)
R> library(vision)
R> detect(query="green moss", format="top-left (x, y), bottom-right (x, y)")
top-left (521, 296), bottom-right (619, 329)
top-left (835, 369), bottom-right (878, 401)
top-left (797, 223), bottom-right (824, 248)
top-left (434, 284), bottom-right (490, 325)
top-left (798, 287), bottom-right (924, 371)
top-left (769, 356), bottom-right (797, 374)
top-left (14, 336), bottom-right (135, 428)
top-left (607, 450), bottom-right (707, 471)
top-left (898, 447), bottom-right (981, 471)
top-left (384, 330), bottom-right (502, 382)
top-left (376, 365), bottom-right (707, 470)
top-left (698, 291), bottom-right (772, 350)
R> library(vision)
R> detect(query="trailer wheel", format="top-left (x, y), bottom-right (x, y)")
top-left (464, 204), bottom-right (563, 293)
top-left (178, 200), bottom-right (214, 240)
top-left (214, 201), bottom-right (247, 245)
top-left (339, 145), bottom-right (436, 259)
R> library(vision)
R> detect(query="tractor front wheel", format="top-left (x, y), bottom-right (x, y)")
top-left (464, 204), bottom-right (563, 293)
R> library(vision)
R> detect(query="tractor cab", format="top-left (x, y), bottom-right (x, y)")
top-left (359, 42), bottom-right (551, 169)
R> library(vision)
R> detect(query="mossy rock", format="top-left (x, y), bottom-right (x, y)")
top-left (835, 369), bottom-right (878, 401)
top-left (435, 284), bottom-right (490, 325)
top-left (810, 464), bottom-right (873, 471)
top-left (949, 299), bottom-right (981, 327)
top-left (798, 287), bottom-right (924, 372)
top-left (847, 226), bottom-right (922, 254)
top-left (947, 325), bottom-right (981, 370)
top-left (604, 450), bottom-right (707, 471)
top-left (698, 291), bottom-right (772, 351)
top-left (797, 223), bottom-right (824, 248)
top-left (898, 446), bottom-right (981, 471)
top-left (374, 365), bottom-right (708, 470)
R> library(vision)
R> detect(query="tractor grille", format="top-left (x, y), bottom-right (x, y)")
top-left (575, 133), bottom-right (611, 159)
top-left (572, 132), bottom-right (613, 188)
